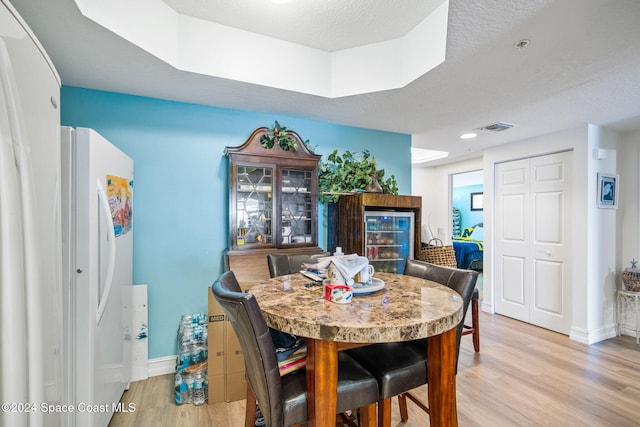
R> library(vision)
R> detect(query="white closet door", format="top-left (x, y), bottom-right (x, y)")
top-left (495, 158), bottom-right (531, 323)
top-left (529, 152), bottom-right (572, 333)
top-left (495, 151), bottom-right (573, 334)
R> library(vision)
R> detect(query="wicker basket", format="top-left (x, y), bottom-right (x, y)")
top-left (622, 269), bottom-right (640, 292)
top-left (418, 238), bottom-right (457, 268)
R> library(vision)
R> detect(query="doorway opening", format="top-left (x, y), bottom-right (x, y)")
top-left (451, 170), bottom-right (484, 298)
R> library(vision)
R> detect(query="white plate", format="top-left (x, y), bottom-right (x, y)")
top-left (351, 277), bottom-right (385, 295)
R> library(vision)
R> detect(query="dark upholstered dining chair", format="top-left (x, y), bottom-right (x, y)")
top-left (418, 243), bottom-right (481, 352)
top-left (212, 270), bottom-right (379, 427)
top-left (346, 259), bottom-right (478, 427)
top-left (266, 252), bottom-right (329, 278)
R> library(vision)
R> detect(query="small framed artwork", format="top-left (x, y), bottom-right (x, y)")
top-left (597, 173), bottom-right (618, 209)
top-left (470, 192), bottom-right (484, 211)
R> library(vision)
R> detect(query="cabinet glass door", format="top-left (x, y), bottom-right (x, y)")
top-left (365, 211), bottom-right (414, 274)
top-left (236, 165), bottom-right (273, 246)
top-left (281, 168), bottom-right (313, 245)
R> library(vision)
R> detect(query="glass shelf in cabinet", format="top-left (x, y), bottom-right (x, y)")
top-left (282, 187), bottom-right (310, 193)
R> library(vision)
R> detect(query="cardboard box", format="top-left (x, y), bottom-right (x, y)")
top-left (224, 321), bottom-right (245, 374)
top-left (225, 372), bottom-right (247, 402)
top-left (208, 288), bottom-right (225, 377)
top-left (207, 373), bottom-right (225, 404)
top-left (208, 287), bottom-right (225, 404)
top-left (207, 279), bottom-right (256, 404)
top-left (207, 316), bottom-right (225, 376)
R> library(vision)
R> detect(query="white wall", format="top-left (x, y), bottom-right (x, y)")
top-left (584, 125), bottom-right (621, 342)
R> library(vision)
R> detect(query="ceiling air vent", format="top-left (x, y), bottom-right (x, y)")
top-left (475, 122), bottom-right (516, 133)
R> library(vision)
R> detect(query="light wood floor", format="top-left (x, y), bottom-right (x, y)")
top-left (109, 312), bottom-right (640, 426)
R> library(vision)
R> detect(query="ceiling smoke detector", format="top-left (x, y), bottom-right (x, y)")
top-left (475, 122), bottom-right (516, 133)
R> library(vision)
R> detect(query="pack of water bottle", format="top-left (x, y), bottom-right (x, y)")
top-left (175, 313), bottom-right (208, 405)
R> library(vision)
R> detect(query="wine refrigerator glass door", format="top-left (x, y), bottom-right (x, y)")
top-left (365, 211), bottom-right (414, 274)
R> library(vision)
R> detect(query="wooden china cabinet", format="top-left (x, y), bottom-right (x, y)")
top-left (224, 126), bottom-right (323, 281)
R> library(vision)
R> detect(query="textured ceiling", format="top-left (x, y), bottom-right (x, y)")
top-left (9, 0), bottom-right (640, 166)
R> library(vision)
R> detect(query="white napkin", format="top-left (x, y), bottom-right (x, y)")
top-left (305, 254), bottom-right (369, 282)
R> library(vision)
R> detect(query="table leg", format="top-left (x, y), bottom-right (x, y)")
top-left (427, 327), bottom-right (458, 427)
top-left (306, 338), bottom-right (338, 427)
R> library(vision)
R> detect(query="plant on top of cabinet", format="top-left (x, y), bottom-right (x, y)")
top-left (318, 149), bottom-right (398, 203)
top-left (259, 121), bottom-right (315, 153)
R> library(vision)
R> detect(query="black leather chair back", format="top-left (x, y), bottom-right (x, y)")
top-left (212, 271), bottom-right (284, 426)
top-left (404, 259), bottom-right (478, 367)
top-left (267, 253), bottom-right (330, 277)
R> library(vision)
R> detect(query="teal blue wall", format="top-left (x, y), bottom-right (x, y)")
top-left (61, 86), bottom-right (412, 359)
top-left (452, 184), bottom-right (484, 230)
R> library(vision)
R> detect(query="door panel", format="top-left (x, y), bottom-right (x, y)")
top-left (503, 194), bottom-right (526, 240)
top-left (534, 259), bottom-right (563, 315)
top-left (529, 152), bottom-right (572, 332)
top-left (495, 159), bottom-right (530, 321)
top-left (502, 256), bottom-right (526, 305)
top-left (535, 192), bottom-right (563, 243)
top-left (495, 152), bottom-right (572, 334)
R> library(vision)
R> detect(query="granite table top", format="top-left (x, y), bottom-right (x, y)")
top-left (249, 272), bottom-right (463, 343)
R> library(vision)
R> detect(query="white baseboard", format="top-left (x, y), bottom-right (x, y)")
top-left (148, 355), bottom-right (177, 377)
top-left (569, 323), bottom-right (617, 344)
top-left (480, 300), bottom-right (493, 313)
top-left (618, 325), bottom-right (640, 340)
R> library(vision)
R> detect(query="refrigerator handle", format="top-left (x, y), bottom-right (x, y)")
top-left (96, 180), bottom-right (116, 324)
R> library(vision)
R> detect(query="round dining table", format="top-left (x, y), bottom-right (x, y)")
top-left (249, 271), bottom-right (463, 427)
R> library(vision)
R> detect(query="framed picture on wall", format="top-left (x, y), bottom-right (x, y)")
top-left (470, 192), bottom-right (483, 211)
top-left (597, 173), bottom-right (618, 209)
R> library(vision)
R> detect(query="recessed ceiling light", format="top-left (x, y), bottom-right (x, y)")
top-left (460, 133), bottom-right (477, 139)
top-left (513, 39), bottom-right (530, 50)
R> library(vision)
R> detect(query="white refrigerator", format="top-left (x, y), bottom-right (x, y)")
top-left (1, 1), bottom-right (63, 426)
top-left (61, 127), bottom-right (134, 427)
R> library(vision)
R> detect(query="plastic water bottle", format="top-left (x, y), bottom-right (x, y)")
top-left (193, 371), bottom-right (205, 406)
top-left (183, 372), bottom-right (194, 404)
top-left (177, 341), bottom-right (191, 371)
top-left (190, 341), bottom-right (202, 365)
top-left (204, 370), bottom-right (208, 402)
top-left (174, 371), bottom-right (184, 404)
top-left (175, 371), bottom-right (192, 405)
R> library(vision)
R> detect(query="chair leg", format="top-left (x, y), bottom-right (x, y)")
top-left (462, 298), bottom-right (481, 352)
top-left (398, 394), bottom-right (409, 422)
top-left (377, 398), bottom-right (392, 427)
top-left (404, 391), bottom-right (430, 414)
top-left (357, 404), bottom-right (377, 427)
top-left (471, 298), bottom-right (480, 352)
top-left (244, 384), bottom-right (257, 427)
